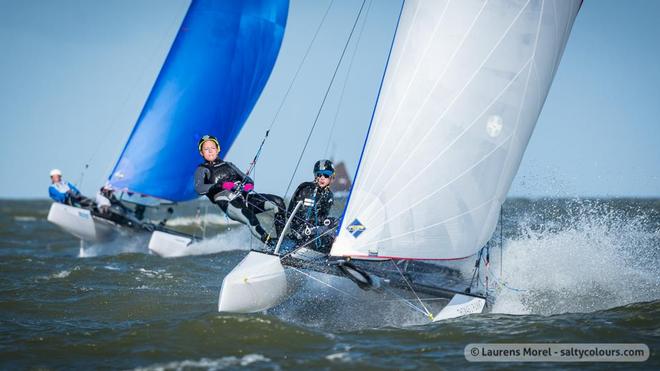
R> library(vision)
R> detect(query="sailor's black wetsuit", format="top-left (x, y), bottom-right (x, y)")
top-left (194, 158), bottom-right (286, 243)
top-left (287, 182), bottom-right (337, 254)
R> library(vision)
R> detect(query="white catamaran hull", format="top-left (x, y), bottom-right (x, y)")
top-left (47, 203), bottom-right (118, 242)
top-left (148, 230), bottom-right (194, 258)
top-left (218, 251), bottom-right (288, 313)
top-left (217, 249), bottom-right (486, 321)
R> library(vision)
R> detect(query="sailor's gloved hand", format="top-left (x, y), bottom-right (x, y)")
top-left (221, 181), bottom-right (236, 191)
top-left (242, 183), bottom-right (254, 192)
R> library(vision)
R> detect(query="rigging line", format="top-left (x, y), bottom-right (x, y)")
top-left (244, 130), bottom-right (269, 177)
top-left (469, 246), bottom-right (485, 290)
top-left (79, 0), bottom-right (190, 187)
top-left (279, 223), bottom-right (339, 260)
top-left (291, 266), bottom-right (431, 317)
top-left (500, 205), bottom-right (503, 277)
top-left (390, 259), bottom-right (432, 318)
top-left (238, 1), bottom-right (335, 185)
top-left (292, 264), bottom-right (440, 317)
top-left (354, 0), bottom-right (530, 213)
top-left (239, 192), bottom-right (329, 235)
top-left (284, 0), bottom-right (369, 199)
top-left (381, 286), bottom-right (431, 317)
top-left (372, 297), bottom-right (453, 303)
top-left (265, 0), bottom-right (335, 134)
top-left (323, 0), bottom-right (374, 157)
top-left (288, 266), bottom-right (359, 299)
top-left (481, 255), bottom-right (527, 292)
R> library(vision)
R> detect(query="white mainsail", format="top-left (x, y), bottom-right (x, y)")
top-left (331, 0), bottom-right (581, 260)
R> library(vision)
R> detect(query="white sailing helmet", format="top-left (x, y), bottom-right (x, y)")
top-left (49, 169), bottom-right (62, 177)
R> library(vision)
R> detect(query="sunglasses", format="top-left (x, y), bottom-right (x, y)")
top-left (315, 172), bottom-right (333, 179)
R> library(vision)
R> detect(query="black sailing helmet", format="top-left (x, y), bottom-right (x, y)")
top-left (313, 159), bottom-right (335, 176)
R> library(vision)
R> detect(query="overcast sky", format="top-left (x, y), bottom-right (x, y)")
top-left (0, 0), bottom-right (658, 199)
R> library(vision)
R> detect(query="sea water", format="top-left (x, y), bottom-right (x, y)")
top-left (0, 199), bottom-right (658, 369)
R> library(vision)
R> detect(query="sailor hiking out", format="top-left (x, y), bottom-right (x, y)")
top-left (287, 160), bottom-right (337, 254)
top-left (193, 135), bottom-right (286, 246)
top-left (48, 169), bottom-right (92, 207)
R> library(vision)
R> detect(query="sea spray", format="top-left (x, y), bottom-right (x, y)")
top-left (78, 234), bottom-right (151, 257)
top-left (491, 198), bottom-right (660, 315)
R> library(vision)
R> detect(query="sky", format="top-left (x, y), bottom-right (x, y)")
top-left (0, 0), bottom-right (658, 199)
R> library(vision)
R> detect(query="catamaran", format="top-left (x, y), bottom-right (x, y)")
top-left (218, 0), bottom-right (582, 321)
top-left (48, 0), bottom-right (289, 257)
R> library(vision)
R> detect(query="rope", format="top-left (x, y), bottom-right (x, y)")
top-left (481, 255), bottom-right (528, 293)
top-left (500, 205), bottom-right (504, 276)
top-left (291, 267), bottom-right (448, 318)
top-left (264, 0), bottom-right (335, 134)
top-left (381, 286), bottom-right (434, 317)
top-left (291, 257), bottom-right (433, 318)
top-left (237, 1), bottom-right (335, 196)
top-left (279, 220), bottom-right (340, 259)
top-left (284, 0), bottom-right (369, 198)
top-left (323, 0), bottom-right (374, 157)
top-left (390, 260), bottom-right (433, 319)
top-left (288, 266), bottom-right (359, 299)
top-left (468, 246), bottom-right (484, 291)
top-left (244, 130), bottom-right (269, 177)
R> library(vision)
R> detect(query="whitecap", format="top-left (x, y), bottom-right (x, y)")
top-left (132, 354), bottom-right (271, 370)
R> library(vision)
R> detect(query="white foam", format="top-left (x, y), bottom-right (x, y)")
top-left (78, 235), bottom-right (150, 258)
top-left (490, 201), bottom-right (660, 315)
top-left (133, 354), bottom-right (271, 370)
top-left (52, 270), bottom-right (72, 279)
top-left (165, 214), bottom-right (240, 227)
top-left (38, 266), bottom-right (80, 281)
top-left (137, 268), bottom-right (173, 279)
top-left (325, 352), bottom-right (352, 362)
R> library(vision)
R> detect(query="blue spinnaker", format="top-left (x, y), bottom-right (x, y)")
top-left (108, 0), bottom-right (289, 202)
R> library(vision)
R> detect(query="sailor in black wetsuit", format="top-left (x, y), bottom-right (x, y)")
top-left (193, 135), bottom-right (285, 246)
top-left (287, 160), bottom-right (337, 254)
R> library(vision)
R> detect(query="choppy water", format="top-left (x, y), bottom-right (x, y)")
top-left (1, 199), bottom-right (658, 369)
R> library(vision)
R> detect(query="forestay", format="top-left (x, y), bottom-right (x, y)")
top-left (108, 0), bottom-right (289, 201)
top-left (331, 0), bottom-right (581, 260)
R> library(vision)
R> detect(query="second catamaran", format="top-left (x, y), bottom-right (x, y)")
top-left (48, 0), bottom-right (289, 257)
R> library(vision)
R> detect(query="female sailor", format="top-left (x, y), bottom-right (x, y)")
top-left (193, 135), bottom-right (285, 246)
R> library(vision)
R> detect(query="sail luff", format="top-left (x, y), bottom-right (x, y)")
top-left (335, 0), bottom-right (407, 239)
top-left (331, 0), bottom-right (581, 260)
top-left (108, 0), bottom-right (289, 202)
top-left (106, 3), bottom-right (194, 202)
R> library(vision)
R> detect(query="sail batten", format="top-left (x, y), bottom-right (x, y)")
top-left (331, 0), bottom-right (580, 260)
top-left (108, 0), bottom-right (289, 202)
